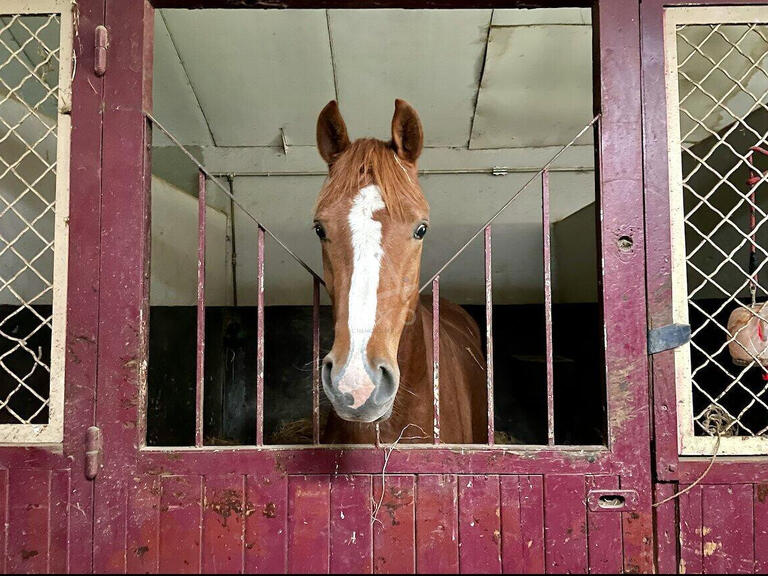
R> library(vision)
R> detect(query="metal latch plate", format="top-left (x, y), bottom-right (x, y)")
top-left (648, 323), bottom-right (691, 355)
top-left (587, 489), bottom-right (639, 512)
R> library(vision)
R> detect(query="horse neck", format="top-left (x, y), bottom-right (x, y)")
top-left (386, 297), bottom-right (433, 439)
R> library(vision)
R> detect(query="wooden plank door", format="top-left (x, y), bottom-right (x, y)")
top-left (100, 471), bottom-right (632, 574)
top-left (0, 0), bottom-right (104, 572)
top-left (91, 0), bottom-right (655, 573)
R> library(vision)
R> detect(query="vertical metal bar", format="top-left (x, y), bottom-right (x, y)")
top-left (228, 176), bottom-right (238, 307)
top-left (256, 225), bottom-right (265, 446)
top-left (195, 170), bottom-right (206, 447)
top-left (542, 169), bottom-right (555, 446)
top-left (485, 226), bottom-right (494, 445)
top-left (313, 277), bottom-right (321, 445)
top-left (432, 277), bottom-right (440, 444)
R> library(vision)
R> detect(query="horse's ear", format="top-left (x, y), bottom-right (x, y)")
top-left (317, 100), bottom-right (351, 166)
top-left (391, 99), bottom-right (423, 164)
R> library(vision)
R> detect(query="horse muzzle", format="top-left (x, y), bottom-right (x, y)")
top-left (322, 355), bottom-right (399, 422)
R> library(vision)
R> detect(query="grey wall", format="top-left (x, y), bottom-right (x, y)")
top-left (148, 167), bottom-right (599, 306)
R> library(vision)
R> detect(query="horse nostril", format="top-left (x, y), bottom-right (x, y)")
top-left (321, 357), bottom-right (333, 391)
top-left (373, 363), bottom-right (398, 405)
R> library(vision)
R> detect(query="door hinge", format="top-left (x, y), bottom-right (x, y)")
top-left (648, 323), bottom-right (691, 355)
top-left (85, 426), bottom-right (103, 480)
top-left (94, 25), bottom-right (108, 77)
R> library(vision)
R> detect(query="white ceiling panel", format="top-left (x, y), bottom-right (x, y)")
top-left (160, 9), bottom-right (336, 146)
top-left (153, 12), bottom-right (214, 146)
top-left (328, 9), bottom-right (492, 147)
top-left (470, 24), bottom-right (593, 148)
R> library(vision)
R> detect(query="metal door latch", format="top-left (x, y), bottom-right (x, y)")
top-left (648, 323), bottom-right (691, 355)
top-left (85, 426), bottom-right (103, 480)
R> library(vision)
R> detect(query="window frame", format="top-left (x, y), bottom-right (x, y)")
top-left (0, 0), bottom-right (73, 444)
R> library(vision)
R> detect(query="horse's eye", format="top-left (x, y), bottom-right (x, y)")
top-left (314, 223), bottom-right (326, 240)
top-left (414, 223), bottom-right (428, 240)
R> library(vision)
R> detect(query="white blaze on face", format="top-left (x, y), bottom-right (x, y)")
top-left (337, 185), bottom-right (385, 409)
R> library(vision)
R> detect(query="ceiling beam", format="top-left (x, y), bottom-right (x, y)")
top-left (177, 143), bottom-right (597, 175)
top-left (153, 1), bottom-right (592, 9)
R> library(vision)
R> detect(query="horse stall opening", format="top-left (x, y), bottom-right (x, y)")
top-left (145, 8), bottom-right (604, 449)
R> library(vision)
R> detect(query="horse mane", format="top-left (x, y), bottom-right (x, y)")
top-left (315, 138), bottom-right (426, 221)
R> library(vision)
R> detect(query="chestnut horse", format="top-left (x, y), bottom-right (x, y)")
top-left (314, 99), bottom-right (487, 444)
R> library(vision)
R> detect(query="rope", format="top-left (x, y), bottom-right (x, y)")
top-left (370, 423), bottom-right (427, 526)
top-left (392, 152), bottom-right (414, 185)
top-left (652, 433), bottom-right (720, 508)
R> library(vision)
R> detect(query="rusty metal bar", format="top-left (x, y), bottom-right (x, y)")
top-left (432, 277), bottom-right (440, 445)
top-left (256, 225), bottom-right (265, 446)
top-left (313, 277), bottom-right (321, 445)
top-left (195, 170), bottom-right (206, 447)
top-left (209, 166), bottom-right (594, 178)
top-left (227, 175), bottom-right (239, 307)
top-left (542, 170), bottom-right (555, 446)
top-left (485, 226), bottom-right (494, 446)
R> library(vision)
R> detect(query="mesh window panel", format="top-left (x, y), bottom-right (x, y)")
top-left (0, 11), bottom-right (66, 440)
top-left (669, 14), bottom-right (768, 452)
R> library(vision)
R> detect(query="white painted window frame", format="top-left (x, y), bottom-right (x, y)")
top-left (665, 5), bottom-right (768, 456)
top-left (0, 0), bottom-right (72, 444)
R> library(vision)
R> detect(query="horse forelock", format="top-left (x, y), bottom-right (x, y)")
top-left (314, 138), bottom-right (427, 221)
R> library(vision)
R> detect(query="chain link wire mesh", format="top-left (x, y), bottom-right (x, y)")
top-left (675, 22), bottom-right (768, 438)
top-left (0, 13), bottom-right (61, 425)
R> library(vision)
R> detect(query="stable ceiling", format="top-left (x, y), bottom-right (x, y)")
top-left (152, 8), bottom-right (594, 149)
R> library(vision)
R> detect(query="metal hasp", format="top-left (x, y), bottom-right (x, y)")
top-left (647, 323), bottom-right (690, 355)
top-left (85, 426), bottom-right (103, 480)
top-left (94, 25), bottom-right (108, 76)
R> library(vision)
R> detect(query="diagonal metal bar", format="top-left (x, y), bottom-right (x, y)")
top-left (419, 114), bottom-right (600, 293)
top-left (144, 111), bottom-right (325, 285)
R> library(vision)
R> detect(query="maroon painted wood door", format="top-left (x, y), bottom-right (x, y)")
top-left (0, 0), bottom-right (103, 572)
top-left (92, 0), bottom-right (655, 573)
top-left (642, 0), bottom-right (768, 572)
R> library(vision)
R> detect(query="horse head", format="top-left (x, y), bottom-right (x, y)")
top-left (314, 99), bottom-right (428, 423)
